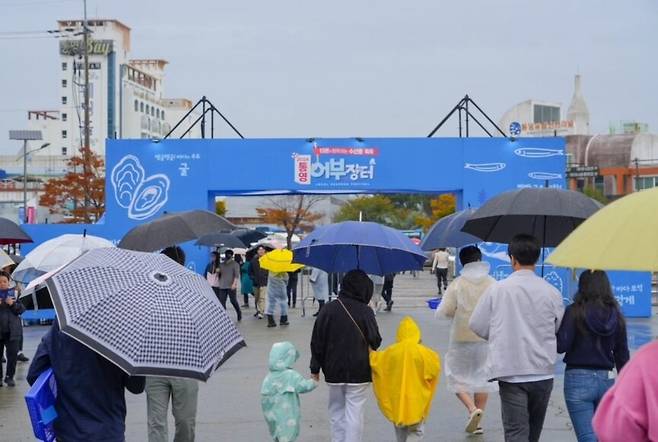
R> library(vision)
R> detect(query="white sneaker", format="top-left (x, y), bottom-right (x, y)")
top-left (465, 409), bottom-right (483, 433)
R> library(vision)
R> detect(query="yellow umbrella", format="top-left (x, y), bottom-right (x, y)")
top-left (547, 187), bottom-right (658, 271)
top-left (259, 249), bottom-right (304, 273)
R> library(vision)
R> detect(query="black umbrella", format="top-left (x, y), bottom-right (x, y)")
top-left (462, 187), bottom-right (602, 274)
top-left (230, 229), bottom-right (267, 246)
top-left (245, 243), bottom-right (275, 262)
top-left (195, 233), bottom-right (247, 248)
top-left (0, 218), bottom-right (32, 245)
top-left (118, 210), bottom-right (236, 252)
top-left (421, 208), bottom-right (481, 250)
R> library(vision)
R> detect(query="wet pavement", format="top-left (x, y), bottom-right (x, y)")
top-left (1, 271), bottom-right (656, 441)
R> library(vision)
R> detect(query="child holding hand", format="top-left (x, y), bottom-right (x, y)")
top-left (261, 341), bottom-right (317, 442)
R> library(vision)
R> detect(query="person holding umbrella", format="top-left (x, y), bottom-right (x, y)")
top-left (469, 234), bottom-right (564, 442)
top-left (217, 249), bottom-right (242, 322)
top-left (310, 267), bottom-right (329, 317)
top-left (310, 270), bottom-right (382, 442)
top-left (0, 271), bottom-right (25, 387)
top-left (238, 254), bottom-right (253, 308)
top-left (258, 249), bottom-right (302, 328)
top-left (146, 246), bottom-right (200, 442)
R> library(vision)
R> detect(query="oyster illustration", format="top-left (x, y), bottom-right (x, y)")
top-left (111, 155), bottom-right (145, 209)
top-left (128, 174), bottom-right (170, 220)
top-left (543, 271), bottom-right (564, 295)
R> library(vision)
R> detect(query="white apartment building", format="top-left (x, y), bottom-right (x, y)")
top-left (26, 18), bottom-right (199, 164)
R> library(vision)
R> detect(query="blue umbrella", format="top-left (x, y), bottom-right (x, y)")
top-left (420, 209), bottom-right (481, 250)
top-left (292, 221), bottom-right (427, 276)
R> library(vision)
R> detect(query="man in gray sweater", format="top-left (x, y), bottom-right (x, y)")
top-left (469, 234), bottom-right (564, 442)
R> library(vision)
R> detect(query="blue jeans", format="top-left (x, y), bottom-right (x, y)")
top-left (564, 369), bottom-right (614, 442)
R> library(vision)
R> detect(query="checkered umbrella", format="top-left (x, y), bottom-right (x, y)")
top-left (43, 248), bottom-right (245, 381)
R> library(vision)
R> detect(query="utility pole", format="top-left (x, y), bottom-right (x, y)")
top-left (82, 0), bottom-right (90, 221)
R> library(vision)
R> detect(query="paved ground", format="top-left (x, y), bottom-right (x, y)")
top-left (2, 271), bottom-right (657, 441)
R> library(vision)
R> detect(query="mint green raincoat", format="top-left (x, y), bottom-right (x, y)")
top-left (261, 341), bottom-right (317, 442)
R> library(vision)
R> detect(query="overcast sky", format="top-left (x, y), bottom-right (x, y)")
top-left (1, 0), bottom-right (656, 152)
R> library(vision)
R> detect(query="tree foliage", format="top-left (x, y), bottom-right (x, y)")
top-left (39, 147), bottom-right (105, 223)
top-left (215, 199), bottom-right (227, 216)
top-left (257, 196), bottom-right (323, 248)
top-left (582, 186), bottom-right (608, 205)
top-left (416, 194), bottom-right (457, 231)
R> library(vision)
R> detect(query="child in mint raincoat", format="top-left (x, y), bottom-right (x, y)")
top-left (261, 341), bottom-right (317, 442)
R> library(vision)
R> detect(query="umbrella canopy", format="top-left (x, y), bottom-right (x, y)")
top-left (42, 247), bottom-right (245, 380)
top-left (292, 221), bottom-right (427, 275)
top-left (118, 210), bottom-right (236, 252)
top-left (259, 249), bottom-right (303, 273)
top-left (195, 233), bottom-right (246, 248)
top-left (0, 217), bottom-right (32, 245)
top-left (230, 229), bottom-right (267, 247)
top-left (547, 187), bottom-right (658, 271)
top-left (462, 188), bottom-right (602, 247)
top-left (421, 209), bottom-right (481, 250)
top-left (9, 254), bottom-right (24, 265)
top-left (12, 234), bottom-right (114, 284)
top-left (0, 248), bottom-right (15, 269)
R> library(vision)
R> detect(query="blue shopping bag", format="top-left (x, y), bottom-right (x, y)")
top-left (25, 368), bottom-right (57, 442)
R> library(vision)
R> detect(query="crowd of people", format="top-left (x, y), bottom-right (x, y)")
top-left (1, 235), bottom-right (655, 441)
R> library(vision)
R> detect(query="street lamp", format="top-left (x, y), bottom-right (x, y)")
top-left (9, 130), bottom-right (42, 223)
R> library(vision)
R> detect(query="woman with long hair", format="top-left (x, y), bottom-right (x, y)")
top-left (557, 270), bottom-right (629, 442)
top-left (205, 251), bottom-right (221, 301)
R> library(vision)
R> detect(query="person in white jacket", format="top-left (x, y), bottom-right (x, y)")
top-left (436, 245), bottom-right (497, 436)
top-left (469, 234), bottom-right (564, 442)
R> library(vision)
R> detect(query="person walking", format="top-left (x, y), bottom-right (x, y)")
top-left (592, 340), bottom-right (658, 442)
top-left (367, 274), bottom-right (385, 314)
top-left (431, 248), bottom-right (449, 295)
top-left (557, 270), bottom-right (629, 442)
top-left (310, 270), bottom-right (382, 442)
top-left (469, 234), bottom-right (564, 442)
top-left (436, 246), bottom-right (497, 435)
top-left (261, 341), bottom-right (317, 442)
top-left (382, 273), bottom-right (396, 312)
top-left (266, 271), bottom-right (289, 327)
top-left (204, 251), bottom-right (221, 300)
top-left (310, 267), bottom-right (329, 317)
top-left (249, 246), bottom-right (269, 319)
top-left (28, 321), bottom-right (146, 442)
top-left (287, 269), bottom-right (300, 308)
top-left (218, 249), bottom-right (242, 322)
top-left (238, 254), bottom-right (253, 308)
top-left (370, 317), bottom-right (440, 441)
top-left (0, 271), bottom-right (24, 387)
top-left (147, 246), bottom-right (199, 442)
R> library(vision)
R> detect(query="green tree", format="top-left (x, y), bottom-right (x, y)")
top-left (582, 186), bottom-right (608, 205)
top-left (215, 199), bottom-right (227, 216)
top-left (333, 195), bottom-right (425, 230)
top-left (416, 194), bottom-right (457, 231)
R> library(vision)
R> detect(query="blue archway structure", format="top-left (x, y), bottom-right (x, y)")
top-left (21, 136), bottom-right (652, 317)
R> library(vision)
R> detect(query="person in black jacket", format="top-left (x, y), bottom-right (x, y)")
top-left (27, 320), bottom-right (145, 442)
top-left (249, 246), bottom-right (269, 319)
top-left (0, 271), bottom-right (25, 387)
top-left (557, 270), bottom-right (629, 442)
top-left (310, 269), bottom-right (382, 442)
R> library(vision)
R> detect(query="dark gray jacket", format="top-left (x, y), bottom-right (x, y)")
top-left (0, 297), bottom-right (25, 340)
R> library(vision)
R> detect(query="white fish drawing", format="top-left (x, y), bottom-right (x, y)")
top-left (528, 172), bottom-right (563, 180)
top-left (464, 162), bottom-right (506, 173)
top-left (514, 148), bottom-right (564, 158)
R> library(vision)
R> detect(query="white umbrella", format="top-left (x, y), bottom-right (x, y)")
top-left (12, 234), bottom-right (114, 283)
top-left (0, 248), bottom-right (15, 269)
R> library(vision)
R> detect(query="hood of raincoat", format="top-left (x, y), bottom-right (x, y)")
top-left (339, 269), bottom-right (374, 304)
top-left (396, 316), bottom-right (421, 343)
top-left (460, 261), bottom-right (491, 284)
top-left (268, 341), bottom-right (299, 371)
top-left (370, 317), bottom-right (441, 426)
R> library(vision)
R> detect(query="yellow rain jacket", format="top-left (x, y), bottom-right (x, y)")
top-left (370, 317), bottom-right (441, 426)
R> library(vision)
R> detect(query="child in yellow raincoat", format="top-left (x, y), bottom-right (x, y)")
top-left (370, 316), bottom-right (441, 441)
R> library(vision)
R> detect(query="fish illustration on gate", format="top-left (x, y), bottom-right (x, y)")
top-left (464, 162), bottom-right (506, 173)
top-left (528, 172), bottom-right (563, 180)
top-left (514, 148), bottom-right (564, 158)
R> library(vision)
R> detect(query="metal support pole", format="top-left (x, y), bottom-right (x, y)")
top-left (458, 107), bottom-right (463, 138)
top-left (201, 97), bottom-right (206, 139)
top-left (22, 140), bottom-right (27, 223)
top-left (82, 0), bottom-right (90, 219)
top-left (465, 95), bottom-right (470, 137)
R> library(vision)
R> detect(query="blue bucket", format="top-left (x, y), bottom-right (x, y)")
top-left (426, 297), bottom-right (441, 310)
